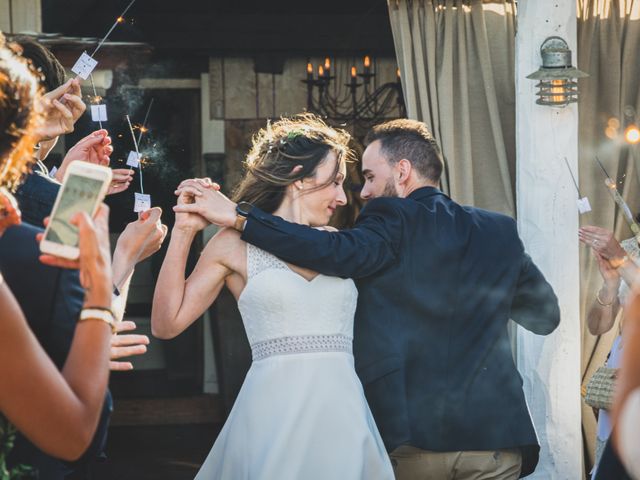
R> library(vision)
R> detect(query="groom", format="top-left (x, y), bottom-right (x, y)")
top-left (177, 119), bottom-right (560, 479)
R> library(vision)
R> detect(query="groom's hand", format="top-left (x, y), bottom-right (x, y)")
top-left (174, 178), bottom-right (237, 229)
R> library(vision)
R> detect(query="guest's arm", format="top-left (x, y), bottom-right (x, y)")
top-left (0, 206), bottom-right (112, 461)
top-left (585, 252), bottom-right (621, 336)
top-left (110, 207), bottom-right (168, 322)
top-left (612, 287), bottom-right (640, 475)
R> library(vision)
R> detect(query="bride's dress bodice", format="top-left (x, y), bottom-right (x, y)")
top-left (238, 244), bottom-right (358, 349)
top-left (195, 244), bottom-right (395, 480)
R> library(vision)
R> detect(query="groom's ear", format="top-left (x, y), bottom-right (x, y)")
top-left (396, 158), bottom-right (412, 184)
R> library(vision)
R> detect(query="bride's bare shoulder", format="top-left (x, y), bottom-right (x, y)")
top-left (201, 227), bottom-right (246, 268)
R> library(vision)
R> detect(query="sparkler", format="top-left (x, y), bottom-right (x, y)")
top-left (563, 157), bottom-right (580, 196)
top-left (126, 114), bottom-right (144, 194)
top-left (594, 156), bottom-right (640, 242)
top-left (89, 74), bottom-right (103, 129)
top-left (137, 98), bottom-right (155, 146)
top-left (90, 0), bottom-right (137, 58)
top-left (563, 157), bottom-right (591, 214)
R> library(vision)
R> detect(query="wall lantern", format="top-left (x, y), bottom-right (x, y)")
top-left (526, 36), bottom-right (588, 107)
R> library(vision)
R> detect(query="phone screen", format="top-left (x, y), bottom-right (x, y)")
top-left (46, 174), bottom-right (105, 247)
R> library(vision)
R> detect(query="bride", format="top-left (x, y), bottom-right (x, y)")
top-left (151, 115), bottom-right (394, 479)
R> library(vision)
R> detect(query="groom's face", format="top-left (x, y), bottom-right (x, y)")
top-left (360, 140), bottom-right (399, 200)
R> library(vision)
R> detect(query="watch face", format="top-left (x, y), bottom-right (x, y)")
top-left (237, 201), bottom-right (254, 217)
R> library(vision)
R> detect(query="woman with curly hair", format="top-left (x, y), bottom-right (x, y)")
top-left (153, 114), bottom-right (394, 479)
top-left (0, 34), bottom-right (114, 469)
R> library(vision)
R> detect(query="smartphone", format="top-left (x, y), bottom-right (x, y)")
top-left (40, 161), bottom-right (112, 260)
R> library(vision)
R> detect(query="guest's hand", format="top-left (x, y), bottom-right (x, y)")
top-left (110, 321), bottom-right (150, 371)
top-left (54, 130), bottom-right (113, 182)
top-left (579, 226), bottom-right (627, 260)
top-left (115, 207), bottom-right (167, 266)
top-left (594, 250), bottom-right (621, 288)
top-left (107, 169), bottom-right (134, 195)
top-left (34, 78), bottom-right (85, 141)
top-left (38, 204), bottom-right (113, 309)
top-left (0, 188), bottom-right (21, 236)
top-left (173, 178), bottom-right (236, 229)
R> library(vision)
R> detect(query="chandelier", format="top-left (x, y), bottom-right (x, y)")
top-left (302, 56), bottom-right (406, 127)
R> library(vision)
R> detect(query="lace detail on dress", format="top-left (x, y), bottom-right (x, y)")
top-left (247, 243), bottom-right (289, 280)
top-left (251, 334), bottom-right (353, 361)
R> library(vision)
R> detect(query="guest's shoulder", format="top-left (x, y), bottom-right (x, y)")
top-left (0, 222), bottom-right (42, 249)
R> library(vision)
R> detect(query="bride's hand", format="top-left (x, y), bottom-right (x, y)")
top-left (173, 188), bottom-right (210, 233)
top-left (173, 179), bottom-right (237, 228)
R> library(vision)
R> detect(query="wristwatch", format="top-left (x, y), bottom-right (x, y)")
top-left (234, 201), bottom-right (254, 232)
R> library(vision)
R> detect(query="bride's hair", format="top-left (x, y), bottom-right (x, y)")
top-left (232, 113), bottom-right (353, 213)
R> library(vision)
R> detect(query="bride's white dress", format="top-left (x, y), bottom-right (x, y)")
top-left (195, 244), bottom-right (394, 479)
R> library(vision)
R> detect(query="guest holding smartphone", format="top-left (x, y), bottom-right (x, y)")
top-left (0, 34), bottom-right (115, 478)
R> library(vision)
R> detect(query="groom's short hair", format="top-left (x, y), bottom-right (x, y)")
top-left (365, 119), bottom-right (444, 183)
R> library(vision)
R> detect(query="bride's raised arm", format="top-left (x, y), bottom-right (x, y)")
top-left (151, 189), bottom-right (240, 339)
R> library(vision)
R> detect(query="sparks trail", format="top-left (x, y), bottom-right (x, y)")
top-left (593, 156), bottom-right (640, 242)
top-left (137, 98), bottom-right (155, 146)
top-left (90, 0), bottom-right (137, 58)
top-left (126, 114), bottom-right (144, 194)
top-left (89, 74), bottom-right (103, 129)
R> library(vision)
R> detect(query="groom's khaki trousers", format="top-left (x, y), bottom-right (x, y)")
top-left (390, 445), bottom-right (522, 480)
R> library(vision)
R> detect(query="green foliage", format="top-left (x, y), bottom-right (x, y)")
top-left (0, 416), bottom-right (35, 479)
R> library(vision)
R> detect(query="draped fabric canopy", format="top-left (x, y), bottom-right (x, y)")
top-left (387, 0), bottom-right (517, 217)
top-left (388, 0), bottom-right (640, 475)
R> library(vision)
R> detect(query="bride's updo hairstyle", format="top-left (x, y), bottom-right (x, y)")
top-left (232, 113), bottom-right (353, 213)
top-left (0, 33), bottom-right (40, 190)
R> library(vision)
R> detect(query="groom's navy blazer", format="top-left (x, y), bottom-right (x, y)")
top-left (242, 186), bottom-right (560, 477)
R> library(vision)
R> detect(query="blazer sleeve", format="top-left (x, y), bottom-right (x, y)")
top-left (510, 251), bottom-right (561, 335)
top-left (241, 198), bottom-right (404, 279)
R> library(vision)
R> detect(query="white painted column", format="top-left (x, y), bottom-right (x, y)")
top-left (515, 1), bottom-right (582, 479)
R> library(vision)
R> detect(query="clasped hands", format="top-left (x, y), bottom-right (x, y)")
top-left (173, 178), bottom-right (237, 230)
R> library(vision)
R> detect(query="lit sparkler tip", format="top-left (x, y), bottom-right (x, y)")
top-left (624, 125), bottom-right (640, 144)
top-left (117, 16), bottom-right (125, 23)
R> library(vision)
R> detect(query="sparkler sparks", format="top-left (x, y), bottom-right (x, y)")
top-left (136, 98), bottom-right (155, 146)
top-left (90, 0), bottom-right (137, 58)
top-left (624, 125), bottom-right (640, 144)
top-left (89, 74), bottom-right (103, 129)
top-left (126, 114), bottom-right (144, 194)
top-left (594, 156), bottom-right (640, 242)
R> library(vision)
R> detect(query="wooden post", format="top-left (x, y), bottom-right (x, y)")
top-left (515, 1), bottom-right (582, 478)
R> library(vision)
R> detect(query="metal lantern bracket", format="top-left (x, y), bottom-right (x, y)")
top-left (526, 36), bottom-right (589, 107)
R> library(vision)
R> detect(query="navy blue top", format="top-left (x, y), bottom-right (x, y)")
top-left (0, 222), bottom-right (111, 478)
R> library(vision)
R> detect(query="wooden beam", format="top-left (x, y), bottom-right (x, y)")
top-left (111, 395), bottom-right (223, 426)
top-left (138, 14), bottom-right (394, 55)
